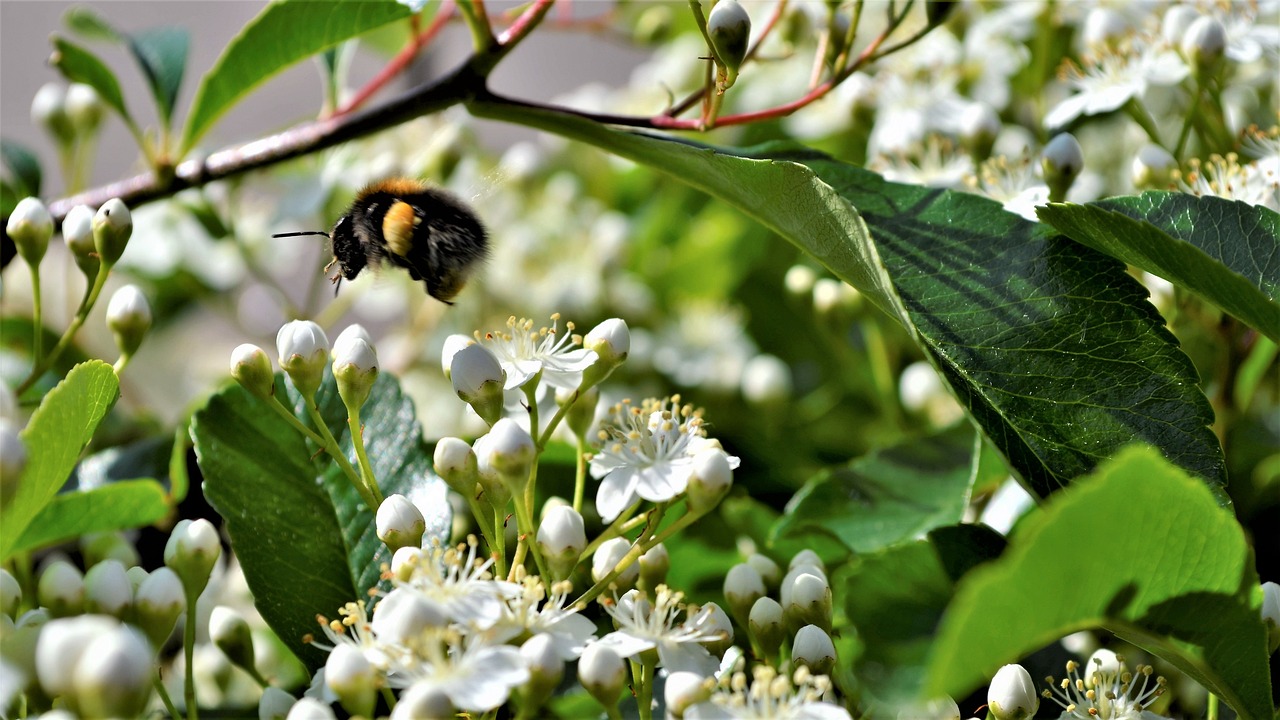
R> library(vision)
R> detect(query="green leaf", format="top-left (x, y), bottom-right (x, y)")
top-left (192, 369), bottom-right (449, 669)
top-left (49, 35), bottom-right (132, 125)
top-left (64, 6), bottom-right (122, 41)
top-left (0, 361), bottom-right (119, 561)
top-left (129, 27), bottom-right (190, 126)
top-left (925, 445), bottom-right (1272, 720)
top-left (11, 480), bottom-right (169, 555)
top-left (1037, 193), bottom-right (1280, 342)
top-left (181, 0), bottom-right (412, 153)
top-left (841, 524), bottom-right (1006, 701)
top-left (471, 103), bottom-right (1225, 498)
top-left (774, 425), bottom-right (980, 554)
top-left (1, 139), bottom-right (42, 198)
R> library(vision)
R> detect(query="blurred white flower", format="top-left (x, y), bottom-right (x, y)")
top-left (685, 662), bottom-right (849, 719)
top-left (872, 135), bottom-right (975, 189)
top-left (1044, 43), bottom-right (1187, 130)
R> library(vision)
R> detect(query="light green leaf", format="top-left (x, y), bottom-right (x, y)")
top-left (181, 0), bottom-right (412, 153)
top-left (64, 6), bottom-right (122, 41)
top-left (925, 445), bottom-right (1272, 720)
top-left (774, 425), bottom-right (980, 553)
top-left (1, 139), bottom-right (42, 198)
top-left (471, 102), bottom-right (1224, 499)
top-left (49, 35), bottom-right (132, 125)
top-left (11, 480), bottom-right (169, 555)
top-left (192, 369), bottom-right (448, 669)
top-left (1038, 193), bottom-right (1280, 342)
top-left (1, 361), bottom-right (119, 561)
top-left (129, 27), bottom-right (190, 126)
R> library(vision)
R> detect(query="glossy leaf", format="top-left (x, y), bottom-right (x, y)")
top-left (774, 424), bottom-right (980, 553)
top-left (181, 0), bottom-right (412, 153)
top-left (925, 445), bottom-right (1273, 720)
top-left (473, 103), bottom-right (1225, 499)
top-left (129, 27), bottom-right (190, 126)
top-left (192, 369), bottom-right (448, 668)
top-left (49, 35), bottom-right (132, 125)
top-left (1038, 193), bottom-right (1280, 342)
top-left (0, 361), bottom-right (119, 561)
top-left (1, 139), bottom-right (42, 198)
top-left (11, 480), bottom-right (169, 555)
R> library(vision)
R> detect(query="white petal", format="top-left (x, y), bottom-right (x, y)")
top-left (656, 640), bottom-right (719, 676)
top-left (596, 468), bottom-right (641, 522)
top-left (594, 631), bottom-right (657, 660)
top-left (445, 646), bottom-right (529, 711)
top-left (1044, 94), bottom-right (1089, 129)
top-left (634, 463), bottom-right (689, 503)
top-left (544, 613), bottom-right (597, 659)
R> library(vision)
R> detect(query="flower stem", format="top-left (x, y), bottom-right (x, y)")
top-left (493, 506), bottom-right (508, 577)
top-left (154, 671), bottom-right (180, 720)
top-left (578, 502), bottom-right (643, 561)
top-left (635, 655), bottom-right (656, 720)
top-left (304, 402), bottom-right (379, 512)
top-left (1125, 98), bottom-right (1164, 148)
top-left (29, 266), bottom-right (43, 362)
top-left (571, 505), bottom-right (678, 608)
top-left (572, 433), bottom-right (588, 513)
top-left (183, 592), bottom-right (199, 720)
top-left (346, 406), bottom-right (385, 506)
top-left (512, 489), bottom-right (550, 579)
top-left (17, 259), bottom-right (113, 396)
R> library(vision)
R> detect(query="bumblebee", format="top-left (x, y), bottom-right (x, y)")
top-left (274, 179), bottom-right (488, 304)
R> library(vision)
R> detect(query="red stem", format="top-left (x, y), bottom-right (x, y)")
top-left (334, 1), bottom-right (457, 117)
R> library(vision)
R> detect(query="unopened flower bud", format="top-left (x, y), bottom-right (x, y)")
top-left (210, 605), bottom-right (257, 674)
top-left (747, 553), bottom-right (781, 592)
top-left (71, 623), bottom-right (153, 718)
top-left (260, 686), bottom-right (298, 720)
top-left (988, 663), bottom-right (1039, 720)
top-left (35, 614), bottom-right (118, 697)
top-left (1131, 143), bottom-right (1177, 190)
top-left (724, 562), bottom-right (766, 627)
top-left (276, 320), bottom-right (329, 399)
top-left (537, 505), bottom-right (586, 582)
top-left (134, 567), bottom-right (184, 648)
top-left (81, 532), bottom-right (138, 568)
top-left (694, 601), bottom-right (734, 658)
top-left (106, 284), bottom-right (152, 359)
top-left (83, 559), bottom-right (132, 619)
top-left (780, 563), bottom-right (826, 609)
top-left (591, 537), bottom-right (639, 588)
top-left (0, 421), bottom-right (26, 504)
top-left (708, 0), bottom-right (751, 84)
top-left (1162, 6), bottom-right (1199, 46)
top-left (741, 354), bottom-right (791, 405)
top-left (478, 418), bottom-right (535, 492)
top-left (686, 449), bottom-right (733, 514)
top-left (579, 643), bottom-right (627, 708)
top-left (391, 682), bottom-right (453, 720)
top-left (581, 318), bottom-right (629, 388)
top-left (1262, 581), bottom-right (1280, 653)
top-left (792, 624), bottom-right (836, 676)
top-left (665, 671), bottom-right (713, 718)
top-left (519, 633), bottom-right (564, 711)
top-left (749, 596), bottom-right (785, 658)
top-left (32, 83), bottom-right (74, 145)
top-left (450, 342), bottom-right (506, 426)
top-left (1181, 16), bottom-right (1226, 77)
top-left (1, 568), bottom-right (21, 617)
top-left (38, 560), bottom-right (85, 617)
top-left (471, 433), bottom-right (512, 509)
top-left (1083, 649), bottom-right (1121, 687)
top-left (92, 198), bottom-right (132, 265)
top-left (558, 384), bottom-right (599, 438)
top-left (1082, 7), bottom-right (1128, 51)
top-left (332, 330), bottom-right (378, 411)
top-left (65, 83), bottom-right (105, 136)
top-left (326, 643), bottom-right (378, 718)
top-left (433, 437), bottom-right (479, 496)
top-left (370, 588), bottom-right (448, 646)
top-left (8, 197), bottom-right (53, 267)
top-left (231, 344), bottom-right (276, 399)
top-left (959, 103), bottom-right (1001, 160)
top-left (163, 518), bottom-right (221, 597)
top-left (376, 494), bottom-right (426, 552)
top-left (785, 571), bottom-right (833, 633)
top-left (1041, 133), bottom-right (1084, 202)
top-left (784, 265), bottom-right (817, 297)
top-left (440, 334), bottom-right (474, 380)
top-left (286, 697), bottom-right (338, 720)
top-left (639, 542), bottom-right (670, 591)
top-left (62, 205), bottom-right (97, 272)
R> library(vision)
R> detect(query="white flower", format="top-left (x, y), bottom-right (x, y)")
top-left (684, 663), bottom-right (850, 719)
top-left (988, 664), bottom-right (1039, 720)
top-left (589, 397), bottom-right (739, 522)
top-left (312, 599), bottom-right (391, 671)
top-left (392, 537), bottom-right (520, 629)
top-left (482, 576), bottom-right (596, 660)
top-left (388, 635), bottom-right (528, 713)
top-left (1178, 152), bottom-right (1280, 211)
top-left (871, 135), bottom-right (975, 190)
top-left (967, 154), bottom-right (1051, 223)
top-left (1045, 43), bottom-right (1187, 129)
top-left (594, 586), bottom-right (725, 676)
top-left (478, 314), bottom-right (596, 392)
top-left (1042, 653), bottom-right (1169, 719)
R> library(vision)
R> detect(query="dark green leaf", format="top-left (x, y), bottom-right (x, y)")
top-left (774, 424), bottom-right (979, 554)
top-left (129, 27), bottom-right (190, 126)
top-left (925, 445), bottom-right (1272, 720)
top-left (1038, 193), bottom-right (1280, 342)
top-left (1, 139), bottom-right (42, 198)
top-left (192, 369), bottom-right (448, 669)
top-left (181, 0), bottom-right (412, 153)
top-left (842, 524), bottom-right (1006, 701)
top-left (472, 104), bottom-right (1225, 498)
top-left (49, 35), bottom-right (132, 125)
top-left (64, 6), bottom-right (122, 41)
top-left (73, 434), bottom-right (172, 489)
top-left (1, 361), bottom-right (119, 561)
top-left (12, 480), bottom-right (169, 554)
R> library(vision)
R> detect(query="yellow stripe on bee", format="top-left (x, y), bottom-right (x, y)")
top-left (382, 200), bottom-right (421, 258)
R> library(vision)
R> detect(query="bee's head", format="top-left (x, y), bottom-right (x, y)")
top-left (328, 214), bottom-right (366, 281)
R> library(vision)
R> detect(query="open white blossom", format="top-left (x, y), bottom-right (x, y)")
top-left (1045, 42), bottom-right (1187, 129)
top-left (482, 576), bottom-right (596, 660)
top-left (685, 662), bottom-right (850, 719)
top-left (1042, 652), bottom-right (1169, 720)
top-left (593, 586), bottom-right (728, 676)
top-left (477, 314), bottom-right (597, 392)
top-left (392, 537), bottom-right (521, 629)
top-left (589, 396), bottom-right (740, 522)
top-left (387, 634), bottom-right (529, 713)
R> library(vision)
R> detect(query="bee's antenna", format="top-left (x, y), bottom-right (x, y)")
top-left (272, 230), bottom-right (330, 238)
